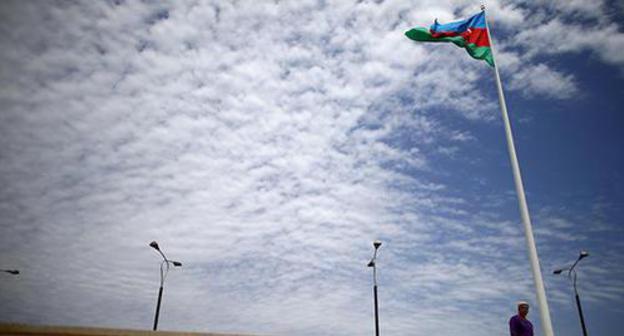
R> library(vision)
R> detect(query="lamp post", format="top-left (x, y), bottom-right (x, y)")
top-left (1, 269), bottom-right (19, 275)
top-left (149, 241), bottom-right (182, 331)
top-left (367, 240), bottom-right (382, 336)
top-left (554, 250), bottom-right (589, 336)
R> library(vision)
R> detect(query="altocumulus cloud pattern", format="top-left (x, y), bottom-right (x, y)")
top-left (1, 1), bottom-right (624, 336)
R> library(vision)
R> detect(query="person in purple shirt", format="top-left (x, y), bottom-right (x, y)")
top-left (509, 301), bottom-right (534, 336)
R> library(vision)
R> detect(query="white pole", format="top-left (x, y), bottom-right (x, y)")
top-left (482, 8), bottom-right (555, 336)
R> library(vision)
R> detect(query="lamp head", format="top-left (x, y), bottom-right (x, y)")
top-left (373, 240), bottom-right (382, 249)
top-left (172, 261), bottom-right (182, 267)
top-left (553, 269), bottom-right (563, 275)
top-left (367, 260), bottom-right (375, 268)
top-left (149, 241), bottom-right (160, 251)
top-left (579, 250), bottom-right (589, 260)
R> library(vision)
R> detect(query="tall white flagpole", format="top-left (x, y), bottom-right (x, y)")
top-left (482, 6), bottom-right (555, 336)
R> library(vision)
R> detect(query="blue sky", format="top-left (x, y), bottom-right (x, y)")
top-left (0, 1), bottom-right (623, 336)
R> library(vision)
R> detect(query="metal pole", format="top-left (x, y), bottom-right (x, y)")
top-left (153, 260), bottom-right (167, 331)
top-left (373, 259), bottom-right (380, 336)
top-left (149, 242), bottom-right (182, 331)
top-left (153, 286), bottom-right (164, 331)
top-left (572, 271), bottom-right (588, 336)
top-left (369, 243), bottom-right (381, 336)
top-left (575, 293), bottom-right (588, 336)
top-left (482, 7), bottom-right (554, 336)
top-left (373, 284), bottom-right (379, 336)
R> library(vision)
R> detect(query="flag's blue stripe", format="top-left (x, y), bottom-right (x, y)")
top-left (430, 11), bottom-right (486, 33)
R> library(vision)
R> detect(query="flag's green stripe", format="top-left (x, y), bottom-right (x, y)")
top-left (404, 27), bottom-right (466, 47)
top-left (405, 27), bottom-right (495, 67)
top-left (466, 44), bottom-right (494, 67)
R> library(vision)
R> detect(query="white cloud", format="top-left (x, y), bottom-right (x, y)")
top-left (513, 19), bottom-right (624, 68)
top-left (0, 1), bottom-right (622, 336)
top-left (508, 63), bottom-right (578, 99)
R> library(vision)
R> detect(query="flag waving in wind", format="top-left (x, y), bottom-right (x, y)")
top-left (405, 11), bottom-right (494, 67)
top-left (405, 8), bottom-right (556, 336)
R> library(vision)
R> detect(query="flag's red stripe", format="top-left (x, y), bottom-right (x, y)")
top-left (430, 31), bottom-right (462, 38)
top-left (430, 27), bottom-right (490, 47)
top-left (463, 28), bottom-right (490, 47)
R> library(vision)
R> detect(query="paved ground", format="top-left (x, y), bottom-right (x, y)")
top-left (0, 324), bottom-right (258, 336)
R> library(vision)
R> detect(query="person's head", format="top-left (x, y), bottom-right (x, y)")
top-left (517, 301), bottom-right (529, 318)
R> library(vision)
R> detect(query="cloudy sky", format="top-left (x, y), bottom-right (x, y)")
top-left (1, 1), bottom-right (623, 335)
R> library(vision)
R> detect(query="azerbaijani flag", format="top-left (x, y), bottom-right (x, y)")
top-left (405, 11), bottom-right (494, 67)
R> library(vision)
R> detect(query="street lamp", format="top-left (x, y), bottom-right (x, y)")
top-left (553, 250), bottom-right (589, 336)
top-left (367, 240), bottom-right (382, 336)
top-left (1, 269), bottom-right (19, 275)
top-left (149, 241), bottom-right (182, 331)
